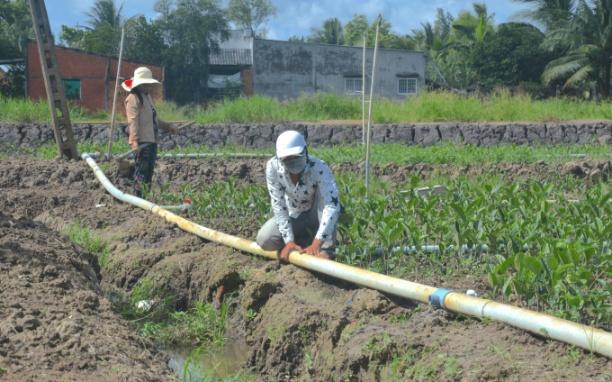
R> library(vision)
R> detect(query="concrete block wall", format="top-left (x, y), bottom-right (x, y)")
top-left (1, 122), bottom-right (610, 150)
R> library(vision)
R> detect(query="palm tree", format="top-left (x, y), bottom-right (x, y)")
top-left (310, 18), bottom-right (343, 45)
top-left (451, 3), bottom-right (495, 45)
top-left (83, 0), bottom-right (124, 56)
top-left (443, 3), bottom-right (496, 89)
top-left (515, 0), bottom-right (574, 30)
top-left (412, 9), bottom-right (453, 52)
top-left (411, 9), bottom-right (455, 88)
top-left (516, 0), bottom-right (611, 97)
top-left (86, 0), bottom-right (123, 30)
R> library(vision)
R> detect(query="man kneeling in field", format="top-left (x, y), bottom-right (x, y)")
top-left (256, 130), bottom-right (341, 262)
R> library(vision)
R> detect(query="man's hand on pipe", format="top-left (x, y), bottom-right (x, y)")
top-left (279, 241), bottom-right (302, 263)
top-left (302, 239), bottom-right (322, 257)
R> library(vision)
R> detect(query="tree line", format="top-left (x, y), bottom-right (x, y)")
top-left (0, 0), bottom-right (275, 103)
top-left (0, 0), bottom-right (610, 102)
top-left (299, 1), bottom-right (611, 99)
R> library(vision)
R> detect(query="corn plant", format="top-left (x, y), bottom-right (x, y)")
top-left (156, 173), bottom-right (609, 327)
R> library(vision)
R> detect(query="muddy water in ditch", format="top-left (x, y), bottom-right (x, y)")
top-left (168, 338), bottom-right (249, 381)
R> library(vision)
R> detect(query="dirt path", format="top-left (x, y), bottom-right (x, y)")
top-left (157, 156), bottom-right (610, 185)
top-left (0, 156), bottom-right (610, 381)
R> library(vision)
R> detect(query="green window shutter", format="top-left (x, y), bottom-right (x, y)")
top-left (63, 79), bottom-right (81, 100)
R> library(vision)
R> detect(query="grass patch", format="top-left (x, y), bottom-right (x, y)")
top-left (12, 141), bottom-right (604, 165)
top-left (386, 347), bottom-right (463, 381)
top-left (5, 141), bottom-right (131, 160)
top-left (64, 222), bottom-right (110, 269)
top-left (0, 96), bottom-right (92, 123)
top-left (141, 301), bottom-right (228, 348)
top-left (3, 91), bottom-right (612, 123)
top-left (117, 277), bottom-right (228, 350)
top-left (311, 143), bottom-right (612, 165)
top-left (158, 142), bottom-right (612, 165)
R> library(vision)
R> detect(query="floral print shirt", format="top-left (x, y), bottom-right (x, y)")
top-left (265, 155), bottom-right (340, 244)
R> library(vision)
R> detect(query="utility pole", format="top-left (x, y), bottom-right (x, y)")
top-left (28, 0), bottom-right (78, 160)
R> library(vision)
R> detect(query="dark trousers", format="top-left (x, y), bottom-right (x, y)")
top-left (133, 143), bottom-right (157, 196)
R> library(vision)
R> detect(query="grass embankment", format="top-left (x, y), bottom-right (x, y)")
top-left (2, 91), bottom-right (612, 123)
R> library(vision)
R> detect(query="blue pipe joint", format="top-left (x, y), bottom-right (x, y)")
top-left (429, 288), bottom-right (452, 309)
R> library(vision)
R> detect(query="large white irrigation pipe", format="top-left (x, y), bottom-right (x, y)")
top-left (81, 153), bottom-right (612, 358)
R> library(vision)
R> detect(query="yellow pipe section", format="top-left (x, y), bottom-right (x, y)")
top-left (81, 153), bottom-right (612, 358)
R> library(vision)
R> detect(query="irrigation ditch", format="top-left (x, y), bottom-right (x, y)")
top-left (0, 125), bottom-right (611, 381)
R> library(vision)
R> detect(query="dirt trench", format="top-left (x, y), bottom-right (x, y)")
top-left (0, 156), bottom-right (611, 381)
top-left (0, 211), bottom-right (175, 381)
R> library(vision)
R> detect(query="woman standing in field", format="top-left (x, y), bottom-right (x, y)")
top-left (122, 67), bottom-right (177, 196)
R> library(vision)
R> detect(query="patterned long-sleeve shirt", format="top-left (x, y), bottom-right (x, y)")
top-left (265, 155), bottom-right (341, 244)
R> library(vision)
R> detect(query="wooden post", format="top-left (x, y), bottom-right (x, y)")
top-left (365, 17), bottom-right (380, 198)
top-left (361, 34), bottom-right (366, 146)
top-left (28, 0), bottom-right (78, 160)
top-left (106, 26), bottom-right (125, 159)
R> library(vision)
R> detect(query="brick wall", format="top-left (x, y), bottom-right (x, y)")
top-left (26, 41), bottom-right (163, 112)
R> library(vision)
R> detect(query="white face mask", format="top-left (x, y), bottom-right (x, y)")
top-left (282, 156), bottom-right (307, 174)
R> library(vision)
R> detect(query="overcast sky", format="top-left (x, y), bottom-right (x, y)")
top-left (46, 0), bottom-right (531, 41)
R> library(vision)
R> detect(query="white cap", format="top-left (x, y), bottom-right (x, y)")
top-left (276, 130), bottom-right (306, 159)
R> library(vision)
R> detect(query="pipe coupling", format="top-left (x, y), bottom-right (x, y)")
top-left (429, 288), bottom-right (452, 309)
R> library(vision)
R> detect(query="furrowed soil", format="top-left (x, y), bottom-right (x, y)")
top-left (0, 155), bottom-right (610, 381)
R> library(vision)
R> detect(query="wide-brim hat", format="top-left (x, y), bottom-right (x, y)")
top-left (121, 66), bottom-right (161, 91)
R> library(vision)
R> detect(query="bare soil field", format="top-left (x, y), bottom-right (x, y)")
top-left (0, 156), bottom-right (610, 381)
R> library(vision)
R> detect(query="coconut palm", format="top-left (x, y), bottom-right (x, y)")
top-left (309, 18), bottom-right (344, 45)
top-left (60, 0), bottom-right (124, 56)
top-left (515, 0), bottom-right (574, 31)
top-left (86, 0), bottom-right (124, 30)
top-left (451, 3), bottom-right (495, 44)
top-left (410, 9), bottom-right (454, 87)
top-left (441, 3), bottom-right (496, 89)
top-left (516, 0), bottom-right (612, 97)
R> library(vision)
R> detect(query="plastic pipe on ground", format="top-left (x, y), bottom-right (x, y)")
top-left (399, 185), bottom-right (448, 196)
top-left (159, 153), bottom-right (270, 159)
top-left (81, 153), bottom-right (612, 358)
top-left (377, 241), bottom-right (608, 256)
top-left (373, 244), bottom-right (493, 256)
top-left (159, 202), bottom-right (192, 212)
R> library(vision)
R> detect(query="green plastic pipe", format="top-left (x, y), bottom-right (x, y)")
top-left (81, 153), bottom-right (612, 358)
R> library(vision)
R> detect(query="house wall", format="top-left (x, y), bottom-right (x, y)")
top-left (252, 39), bottom-right (426, 100)
top-left (26, 41), bottom-right (163, 112)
